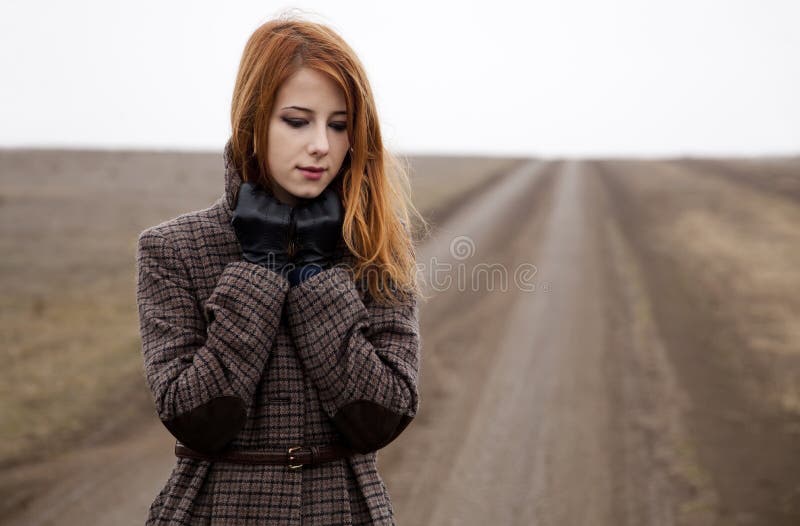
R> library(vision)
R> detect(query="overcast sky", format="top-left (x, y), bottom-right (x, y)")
top-left (1, 0), bottom-right (798, 156)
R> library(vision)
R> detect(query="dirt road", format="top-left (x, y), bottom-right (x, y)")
top-left (383, 160), bottom-right (698, 525)
top-left (5, 158), bottom-right (800, 525)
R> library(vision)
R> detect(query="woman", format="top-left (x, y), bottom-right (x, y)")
top-left (135, 15), bottom-right (425, 525)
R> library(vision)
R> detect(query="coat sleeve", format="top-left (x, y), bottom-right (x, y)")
top-left (135, 228), bottom-right (289, 454)
top-left (285, 267), bottom-right (420, 454)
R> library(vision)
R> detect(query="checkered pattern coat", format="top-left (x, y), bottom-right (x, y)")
top-left (135, 141), bottom-right (421, 525)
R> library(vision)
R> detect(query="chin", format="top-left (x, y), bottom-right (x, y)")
top-left (291, 186), bottom-right (323, 200)
top-left (303, 181), bottom-right (332, 195)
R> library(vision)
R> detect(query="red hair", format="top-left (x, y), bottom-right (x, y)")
top-left (227, 14), bottom-right (426, 305)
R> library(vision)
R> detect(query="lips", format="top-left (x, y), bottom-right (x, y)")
top-left (298, 166), bottom-right (324, 180)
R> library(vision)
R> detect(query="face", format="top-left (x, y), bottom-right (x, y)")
top-left (264, 67), bottom-right (350, 206)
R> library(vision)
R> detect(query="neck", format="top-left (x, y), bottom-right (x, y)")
top-left (268, 180), bottom-right (300, 207)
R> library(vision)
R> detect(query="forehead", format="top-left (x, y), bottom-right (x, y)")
top-left (274, 67), bottom-right (346, 111)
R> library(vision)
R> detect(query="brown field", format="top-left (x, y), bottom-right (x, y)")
top-left (1, 149), bottom-right (800, 524)
top-left (596, 157), bottom-right (800, 523)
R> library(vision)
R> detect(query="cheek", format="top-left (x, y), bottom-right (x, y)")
top-left (266, 131), bottom-right (294, 170)
top-left (333, 135), bottom-right (350, 159)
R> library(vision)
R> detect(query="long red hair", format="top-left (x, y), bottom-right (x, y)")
top-left (227, 14), bottom-right (426, 305)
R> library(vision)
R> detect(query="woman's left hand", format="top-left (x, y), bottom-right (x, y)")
top-left (290, 185), bottom-right (344, 271)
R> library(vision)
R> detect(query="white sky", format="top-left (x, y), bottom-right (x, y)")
top-left (1, 0), bottom-right (798, 156)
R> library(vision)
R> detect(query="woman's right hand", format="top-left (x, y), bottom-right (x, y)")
top-left (231, 181), bottom-right (293, 274)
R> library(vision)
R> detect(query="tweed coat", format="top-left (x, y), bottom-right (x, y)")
top-left (135, 141), bottom-right (421, 525)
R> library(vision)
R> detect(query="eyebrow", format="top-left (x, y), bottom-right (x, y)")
top-left (281, 105), bottom-right (347, 116)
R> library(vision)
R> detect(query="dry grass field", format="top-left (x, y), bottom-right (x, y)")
top-left (2, 150), bottom-right (800, 524)
top-left (596, 157), bottom-right (800, 523)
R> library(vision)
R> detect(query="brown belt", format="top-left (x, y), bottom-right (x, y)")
top-left (174, 442), bottom-right (355, 470)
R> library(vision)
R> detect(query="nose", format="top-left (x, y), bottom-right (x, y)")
top-left (307, 122), bottom-right (330, 157)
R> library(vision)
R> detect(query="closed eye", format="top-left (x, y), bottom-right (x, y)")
top-left (282, 117), bottom-right (347, 132)
top-left (283, 118), bottom-right (306, 128)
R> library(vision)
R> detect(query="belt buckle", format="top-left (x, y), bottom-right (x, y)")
top-left (287, 446), bottom-right (308, 470)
